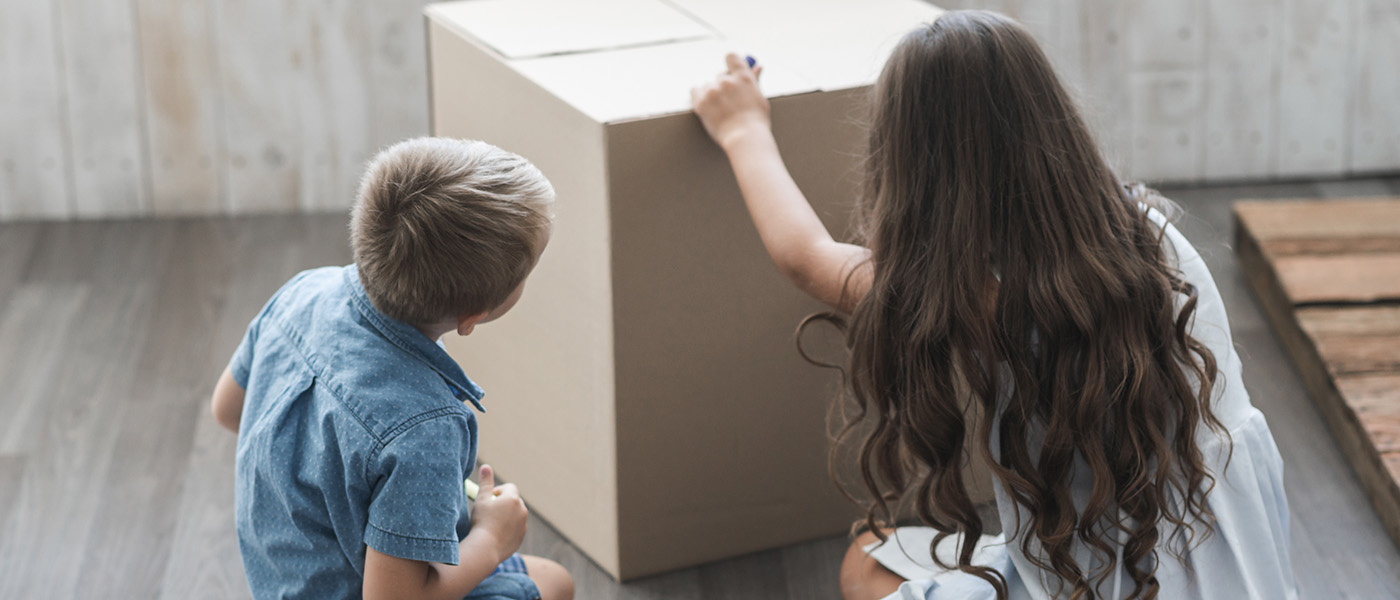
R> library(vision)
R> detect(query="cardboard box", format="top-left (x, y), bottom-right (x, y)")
top-left (426, 0), bottom-right (948, 580)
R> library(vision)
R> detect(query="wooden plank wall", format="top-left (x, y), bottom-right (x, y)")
top-left (931, 0), bottom-right (1400, 184)
top-left (1, 0), bottom-right (1397, 221)
top-left (0, 0), bottom-right (434, 221)
top-left (136, 0), bottom-right (223, 215)
top-left (0, 0), bottom-right (75, 220)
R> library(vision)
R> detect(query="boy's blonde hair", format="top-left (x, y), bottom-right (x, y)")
top-left (351, 137), bottom-right (554, 326)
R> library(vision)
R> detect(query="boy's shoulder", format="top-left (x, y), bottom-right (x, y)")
top-left (260, 265), bottom-right (355, 319)
top-left (242, 262), bottom-right (482, 416)
top-left (255, 265), bottom-right (481, 428)
top-left (251, 265), bottom-right (388, 351)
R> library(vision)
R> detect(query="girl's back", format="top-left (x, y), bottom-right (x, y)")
top-left (691, 9), bottom-right (1299, 599)
top-left (973, 208), bottom-right (1295, 599)
top-left (857, 202), bottom-right (1296, 600)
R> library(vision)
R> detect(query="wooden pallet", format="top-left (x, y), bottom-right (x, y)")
top-left (1235, 199), bottom-right (1400, 551)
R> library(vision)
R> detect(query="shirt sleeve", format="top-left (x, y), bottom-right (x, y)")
top-left (364, 414), bottom-right (474, 565)
top-left (229, 269), bottom-right (316, 388)
top-left (229, 322), bottom-right (257, 389)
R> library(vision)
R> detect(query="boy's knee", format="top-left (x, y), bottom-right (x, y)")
top-left (521, 555), bottom-right (574, 600)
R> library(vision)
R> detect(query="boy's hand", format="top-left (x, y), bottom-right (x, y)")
top-left (691, 53), bottom-right (770, 152)
top-left (468, 465), bottom-right (527, 563)
top-left (367, 466), bottom-right (534, 599)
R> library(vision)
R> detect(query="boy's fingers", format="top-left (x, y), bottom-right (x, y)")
top-left (478, 464), bottom-right (495, 493)
top-left (753, 65), bottom-right (763, 80)
top-left (494, 483), bottom-right (519, 499)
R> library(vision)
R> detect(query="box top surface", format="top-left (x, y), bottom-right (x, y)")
top-left (426, 0), bottom-right (944, 123)
top-left (427, 0), bottom-right (714, 59)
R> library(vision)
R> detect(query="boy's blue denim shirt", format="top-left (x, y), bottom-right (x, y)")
top-left (229, 265), bottom-right (486, 599)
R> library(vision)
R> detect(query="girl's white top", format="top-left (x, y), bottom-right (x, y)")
top-left (870, 209), bottom-right (1299, 600)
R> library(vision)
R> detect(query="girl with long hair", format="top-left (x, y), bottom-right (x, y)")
top-left (691, 10), bottom-right (1296, 600)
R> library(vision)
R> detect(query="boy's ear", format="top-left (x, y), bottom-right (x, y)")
top-left (456, 311), bottom-right (490, 336)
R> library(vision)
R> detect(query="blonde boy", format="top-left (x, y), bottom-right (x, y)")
top-left (210, 138), bottom-right (573, 600)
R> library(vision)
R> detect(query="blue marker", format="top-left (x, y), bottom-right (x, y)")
top-left (745, 55), bottom-right (756, 68)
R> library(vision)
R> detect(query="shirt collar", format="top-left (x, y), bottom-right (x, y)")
top-left (343, 265), bottom-right (487, 412)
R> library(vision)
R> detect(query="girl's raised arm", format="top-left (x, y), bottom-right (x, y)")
top-left (692, 54), bottom-right (872, 314)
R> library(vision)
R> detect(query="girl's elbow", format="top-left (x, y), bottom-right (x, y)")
top-left (772, 246), bottom-right (818, 286)
top-left (776, 260), bottom-right (817, 294)
top-left (779, 264), bottom-right (829, 305)
top-left (774, 258), bottom-right (806, 286)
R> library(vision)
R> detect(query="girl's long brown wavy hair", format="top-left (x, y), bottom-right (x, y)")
top-left (824, 11), bottom-right (1227, 599)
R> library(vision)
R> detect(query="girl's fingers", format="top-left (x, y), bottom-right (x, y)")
top-left (692, 82), bottom-right (713, 106)
top-left (725, 52), bottom-right (747, 75)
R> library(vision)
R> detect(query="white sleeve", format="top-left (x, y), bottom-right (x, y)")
top-left (1145, 209), bottom-right (1256, 429)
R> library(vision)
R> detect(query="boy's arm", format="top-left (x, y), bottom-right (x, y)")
top-left (363, 528), bottom-right (507, 600)
top-left (363, 467), bottom-right (528, 600)
top-left (693, 54), bottom-right (872, 313)
top-left (211, 366), bottom-right (245, 433)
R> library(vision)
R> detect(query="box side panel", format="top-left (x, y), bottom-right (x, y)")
top-left (427, 19), bottom-right (620, 576)
top-left (606, 89), bottom-right (871, 579)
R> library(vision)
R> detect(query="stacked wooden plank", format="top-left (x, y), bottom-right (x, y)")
top-left (1235, 199), bottom-right (1400, 550)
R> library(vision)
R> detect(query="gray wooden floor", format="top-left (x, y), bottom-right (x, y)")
top-left (1, 176), bottom-right (1398, 599)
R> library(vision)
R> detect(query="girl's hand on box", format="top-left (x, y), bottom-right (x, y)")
top-left (689, 53), bottom-right (872, 314)
top-left (691, 53), bottom-right (770, 151)
top-left (468, 464), bottom-right (528, 562)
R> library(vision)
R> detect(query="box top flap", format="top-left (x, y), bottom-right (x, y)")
top-left (671, 0), bottom-right (945, 92)
top-left (426, 0), bottom-right (713, 59)
top-left (512, 39), bottom-right (819, 123)
top-left (427, 0), bottom-right (944, 122)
